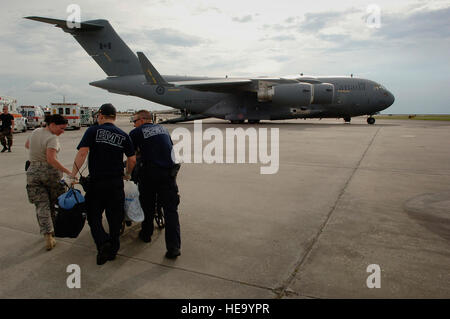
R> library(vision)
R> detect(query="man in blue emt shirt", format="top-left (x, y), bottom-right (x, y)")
top-left (72, 104), bottom-right (136, 265)
top-left (130, 110), bottom-right (181, 259)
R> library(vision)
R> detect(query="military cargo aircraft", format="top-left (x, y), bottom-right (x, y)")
top-left (26, 16), bottom-right (395, 124)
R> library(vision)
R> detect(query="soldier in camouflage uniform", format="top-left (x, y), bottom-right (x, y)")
top-left (25, 114), bottom-right (75, 250)
top-left (26, 163), bottom-right (65, 234)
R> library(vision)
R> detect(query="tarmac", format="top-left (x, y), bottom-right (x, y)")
top-left (0, 116), bottom-right (449, 299)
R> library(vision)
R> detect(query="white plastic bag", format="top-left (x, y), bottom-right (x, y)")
top-left (124, 181), bottom-right (144, 222)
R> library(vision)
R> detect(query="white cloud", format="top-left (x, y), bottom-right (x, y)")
top-left (27, 81), bottom-right (86, 97)
top-left (27, 81), bottom-right (59, 92)
top-left (232, 15), bottom-right (253, 23)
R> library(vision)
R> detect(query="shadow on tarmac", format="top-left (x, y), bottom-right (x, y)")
top-left (404, 191), bottom-right (450, 243)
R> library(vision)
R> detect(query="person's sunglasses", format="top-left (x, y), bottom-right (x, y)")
top-left (132, 118), bottom-right (141, 123)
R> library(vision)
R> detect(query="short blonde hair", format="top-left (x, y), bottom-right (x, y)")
top-left (134, 110), bottom-right (152, 120)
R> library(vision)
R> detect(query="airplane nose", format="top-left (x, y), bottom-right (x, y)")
top-left (382, 90), bottom-right (395, 108)
top-left (388, 91), bottom-right (395, 107)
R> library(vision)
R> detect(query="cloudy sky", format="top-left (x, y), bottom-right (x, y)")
top-left (1, 0), bottom-right (449, 113)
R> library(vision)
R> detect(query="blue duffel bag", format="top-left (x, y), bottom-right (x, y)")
top-left (54, 188), bottom-right (87, 238)
top-left (58, 188), bottom-right (85, 209)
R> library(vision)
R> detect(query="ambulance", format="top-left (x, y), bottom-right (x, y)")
top-left (42, 107), bottom-right (52, 117)
top-left (80, 106), bottom-right (95, 126)
top-left (51, 103), bottom-right (81, 130)
top-left (19, 105), bottom-right (45, 129)
top-left (0, 96), bottom-right (27, 133)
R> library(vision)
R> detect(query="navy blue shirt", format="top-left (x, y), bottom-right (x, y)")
top-left (77, 123), bottom-right (135, 179)
top-left (129, 123), bottom-right (175, 168)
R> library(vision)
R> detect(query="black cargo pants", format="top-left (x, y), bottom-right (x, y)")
top-left (138, 164), bottom-right (181, 252)
top-left (0, 128), bottom-right (13, 148)
top-left (85, 177), bottom-right (125, 254)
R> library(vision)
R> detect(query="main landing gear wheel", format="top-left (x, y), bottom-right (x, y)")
top-left (248, 120), bottom-right (260, 124)
top-left (230, 120), bottom-right (245, 124)
top-left (344, 117), bottom-right (351, 123)
top-left (367, 117), bottom-right (376, 125)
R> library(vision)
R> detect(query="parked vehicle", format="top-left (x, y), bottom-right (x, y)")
top-left (19, 105), bottom-right (45, 129)
top-left (12, 115), bottom-right (27, 133)
top-left (51, 103), bottom-right (81, 130)
top-left (42, 107), bottom-right (52, 116)
top-left (80, 106), bottom-right (95, 126)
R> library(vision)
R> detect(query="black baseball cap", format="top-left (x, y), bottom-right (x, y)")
top-left (98, 103), bottom-right (116, 116)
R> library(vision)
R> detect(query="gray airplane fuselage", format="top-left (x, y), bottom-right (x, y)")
top-left (90, 75), bottom-right (395, 121)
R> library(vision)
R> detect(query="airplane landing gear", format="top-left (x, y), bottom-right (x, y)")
top-left (230, 120), bottom-right (245, 124)
top-left (344, 116), bottom-right (351, 123)
top-left (367, 117), bottom-right (375, 125)
top-left (248, 119), bottom-right (260, 124)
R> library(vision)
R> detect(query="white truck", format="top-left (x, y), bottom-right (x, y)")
top-left (80, 106), bottom-right (95, 126)
top-left (51, 103), bottom-right (81, 130)
top-left (19, 105), bottom-right (45, 129)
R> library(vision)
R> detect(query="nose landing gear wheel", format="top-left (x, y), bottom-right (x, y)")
top-left (367, 117), bottom-right (376, 125)
top-left (344, 117), bottom-right (351, 123)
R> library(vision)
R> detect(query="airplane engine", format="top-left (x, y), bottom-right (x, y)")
top-left (258, 83), bottom-right (313, 106)
top-left (312, 83), bottom-right (334, 104)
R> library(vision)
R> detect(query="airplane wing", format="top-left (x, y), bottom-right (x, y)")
top-left (170, 78), bottom-right (253, 92)
top-left (282, 77), bottom-right (322, 84)
top-left (135, 51), bottom-right (252, 91)
top-left (170, 77), bottom-right (321, 93)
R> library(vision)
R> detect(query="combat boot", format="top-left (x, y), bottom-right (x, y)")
top-left (45, 233), bottom-right (56, 251)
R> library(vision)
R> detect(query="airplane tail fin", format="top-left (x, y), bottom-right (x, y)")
top-left (25, 16), bottom-right (142, 77)
top-left (136, 52), bottom-right (168, 85)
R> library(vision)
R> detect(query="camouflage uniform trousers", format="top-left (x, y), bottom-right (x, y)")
top-left (0, 128), bottom-right (13, 148)
top-left (26, 162), bottom-right (65, 234)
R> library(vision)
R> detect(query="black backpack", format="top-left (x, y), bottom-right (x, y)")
top-left (54, 190), bottom-right (87, 238)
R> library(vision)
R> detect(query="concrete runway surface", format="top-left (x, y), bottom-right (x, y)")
top-left (0, 116), bottom-right (448, 298)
